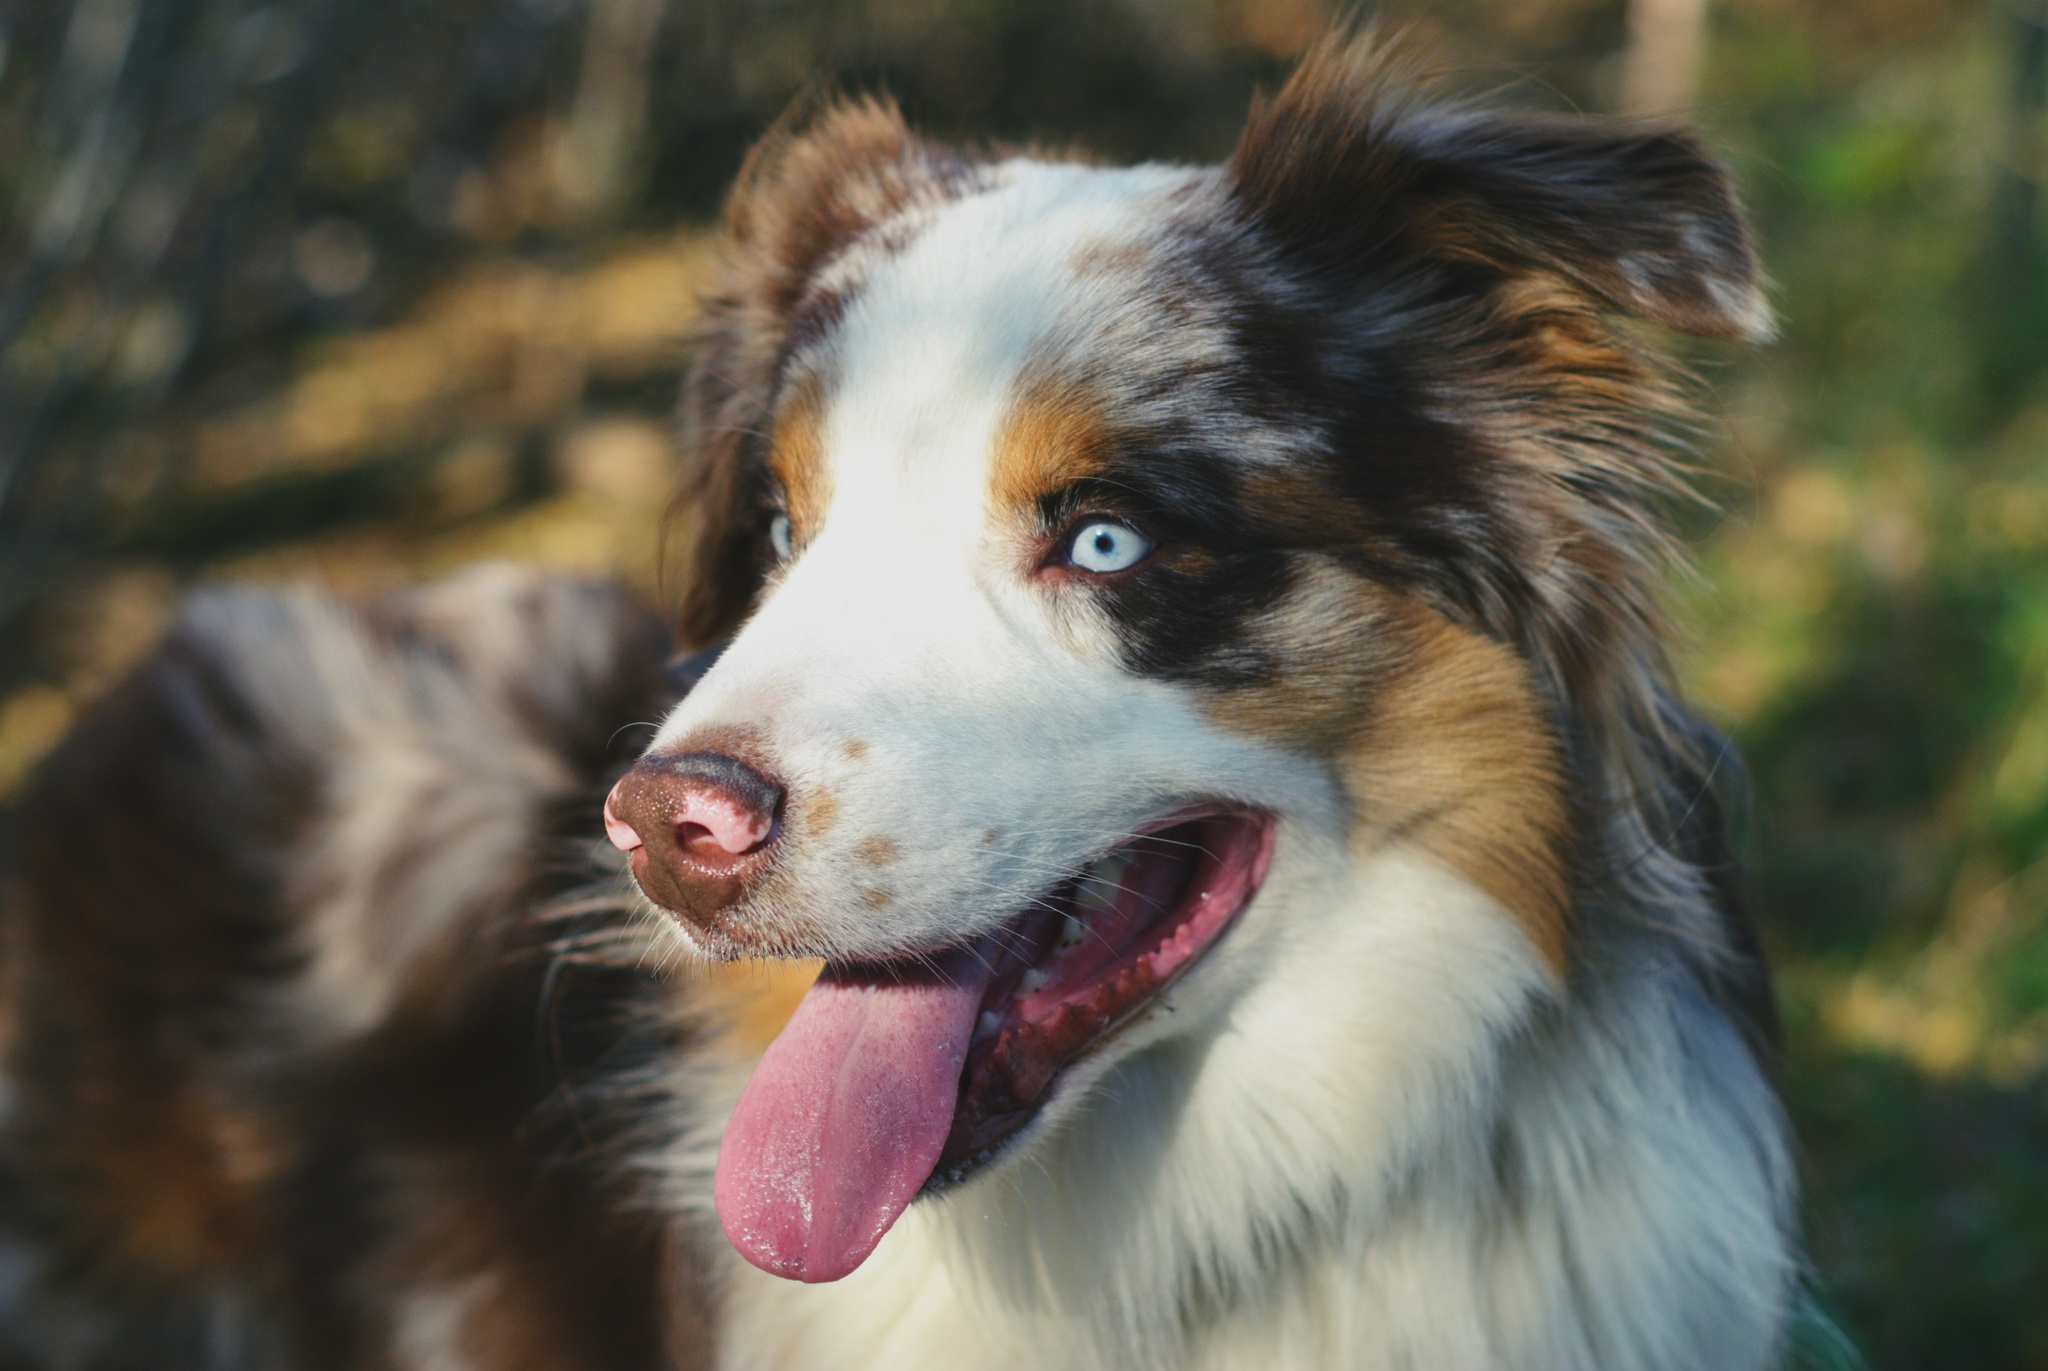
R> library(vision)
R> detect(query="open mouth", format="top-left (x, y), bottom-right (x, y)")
top-left (712, 809), bottom-right (1273, 1284)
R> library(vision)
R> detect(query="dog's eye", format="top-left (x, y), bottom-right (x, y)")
top-left (1066, 520), bottom-right (1152, 574)
top-left (768, 513), bottom-right (794, 563)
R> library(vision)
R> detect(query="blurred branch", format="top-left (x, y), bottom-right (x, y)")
top-left (1619, 0), bottom-right (1705, 115)
top-left (550, 0), bottom-right (665, 224)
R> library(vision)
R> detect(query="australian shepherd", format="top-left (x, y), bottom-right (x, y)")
top-left (0, 38), bottom-right (1796, 1371)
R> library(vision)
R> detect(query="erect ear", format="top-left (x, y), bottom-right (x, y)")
top-left (677, 96), bottom-right (975, 647)
top-left (1227, 37), bottom-right (1771, 342)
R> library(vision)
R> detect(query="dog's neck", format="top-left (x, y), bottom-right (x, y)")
top-left (699, 845), bottom-right (1794, 1371)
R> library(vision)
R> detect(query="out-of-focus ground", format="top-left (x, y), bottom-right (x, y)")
top-left (1, 0), bottom-right (2044, 1364)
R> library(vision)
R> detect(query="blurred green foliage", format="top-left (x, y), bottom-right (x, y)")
top-left (1, 0), bottom-right (2045, 1366)
top-left (1688, 4), bottom-right (2048, 1364)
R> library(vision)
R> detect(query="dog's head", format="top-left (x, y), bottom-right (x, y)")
top-left (605, 39), bottom-right (1765, 1285)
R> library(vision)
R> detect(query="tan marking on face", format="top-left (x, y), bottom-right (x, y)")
top-left (768, 372), bottom-right (832, 538)
top-left (861, 887), bottom-right (891, 910)
top-left (700, 958), bottom-right (823, 1054)
top-left (805, 787), bottom-right (838, 838)
top-left (1345, 611), bottom-right (1572, 972)
top-left (841, 737), bottom-right (869, 761)
top-left (854, 835), bottom-right (899, 867)
top-left (1207, 564), bottom-right (1572, 974)
top-left (989, 378), bottom-right (1113, 517)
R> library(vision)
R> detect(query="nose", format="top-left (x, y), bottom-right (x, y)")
top-left (604, 751), bottom-right (785, 924)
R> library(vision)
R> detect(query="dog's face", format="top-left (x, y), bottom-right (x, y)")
top-left (656, 159), bottom-right (1306, 964)
top-left (606, 45), bottom-right (1767, 1287)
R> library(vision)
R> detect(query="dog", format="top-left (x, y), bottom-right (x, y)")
top-left (0, 37), bottom-right (1795, 1371)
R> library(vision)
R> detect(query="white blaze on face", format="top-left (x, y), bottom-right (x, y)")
top-left (650, 160), bottom-right (1310, 965)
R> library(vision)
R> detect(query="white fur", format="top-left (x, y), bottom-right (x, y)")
top-left (173, 567), bottom-right (640, 1048)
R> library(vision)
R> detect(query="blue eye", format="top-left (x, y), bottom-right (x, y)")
top-left (768, 513), bottom-right (793, 562)
top-left (1067, 520), bottom-right (1152, 574)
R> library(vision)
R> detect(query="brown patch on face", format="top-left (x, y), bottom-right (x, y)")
top-left (854, 835), bottom-right (899, 867)
top-left (1344, 609), bottom-right (1572, 972)
top-left (989, 378), bottom-right (1114, 518)
top-left (697, 957), bottom-right (823, 1055)
top-left (767, 372), bottom-right (833, 538)
top-left (805, 787), bottom-right (838, 838)
top-left (841, 737), bottom-right (869, 761)
top-left (861, 887), bottom-right (891, 910)
top-left (1207, 567), bottom-right (1572, 974)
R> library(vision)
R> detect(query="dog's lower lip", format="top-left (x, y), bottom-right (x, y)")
top-left (926, 808), bottom-right (1274, 1187)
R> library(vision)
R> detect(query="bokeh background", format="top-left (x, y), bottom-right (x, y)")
top-left (0, 0), bottom-right (2043, 1364)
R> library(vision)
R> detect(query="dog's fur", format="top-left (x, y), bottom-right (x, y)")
top-left (0, 40), bottom-right (1794, 1371)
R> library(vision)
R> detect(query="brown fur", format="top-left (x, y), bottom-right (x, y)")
top-left (768, 372), bottom-right (834, 541)
top-left (805, 785), bottom-right (839, 837)
top-left (1205, 565), bottom-right (1572, 971)
top-left (1341, 610), bottom-right (1573, 970)
top-left (854, 835), bottom-right (900, 868)
top-left (988, 380), bottom-right (1115, 520)
top-left (1213, 39), bottom-right (1765, 770)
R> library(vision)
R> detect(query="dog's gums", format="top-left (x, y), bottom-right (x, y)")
top-left (712, 811), bottom-right (1273, 1283)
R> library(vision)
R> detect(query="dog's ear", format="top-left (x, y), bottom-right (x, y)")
top-left (1227, 37), bottom-right (1770, 342)
top-left (678, 96), bottom-right (970, 647)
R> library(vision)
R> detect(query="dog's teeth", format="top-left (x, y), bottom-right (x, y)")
top-left (1057, 914), bottom-right (1088, 950)
top-left (1076, 854), bottom-right (1129, 914)
top-left (1017, 968), bottom-right (1048, 996)
top-left (976, 1010), bottom-right (1001, 1039)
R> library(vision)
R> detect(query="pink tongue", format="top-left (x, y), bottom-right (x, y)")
top-left (714, 958), bottom-right (990, 1283)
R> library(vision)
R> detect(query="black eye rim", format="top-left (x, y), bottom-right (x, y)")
top-left (1035, 475), bottom-right (1177, 573)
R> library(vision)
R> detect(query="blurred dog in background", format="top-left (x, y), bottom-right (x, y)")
top-left (1, 37), bottom-right (1794, 1371)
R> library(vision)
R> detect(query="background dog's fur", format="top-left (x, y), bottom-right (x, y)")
top-left (1, 39), bottom-right (1792, 1371)
top-left (0, 568), bottom-right (709, 1369)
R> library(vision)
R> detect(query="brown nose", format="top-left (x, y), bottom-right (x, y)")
top-left (604, 752), bottom-right (784, 924)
